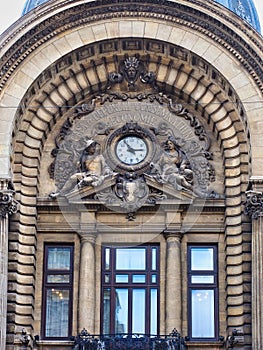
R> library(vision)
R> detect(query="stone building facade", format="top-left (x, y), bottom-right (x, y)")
top-left (0, 0), bottom-right (263, 349)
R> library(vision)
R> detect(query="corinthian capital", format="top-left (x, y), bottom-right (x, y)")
top-left (244, 190), bottom-right (263, 220)
top-left (0, 180), bottom-right (18, 218)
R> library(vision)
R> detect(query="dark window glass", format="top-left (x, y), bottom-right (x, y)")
top-left (188, 245), bottom-right (218, 340)
top-left (42, 245), bottom-right (73, 339)
top-left (101, 245), bottom-right (159, 335)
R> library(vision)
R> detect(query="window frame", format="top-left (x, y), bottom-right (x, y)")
top-left (101, 244), bottom-right (160, 335)
top-left (187, 244), bottom-right (219, 341)
top-left (41, 244), bottom-right (74, 340)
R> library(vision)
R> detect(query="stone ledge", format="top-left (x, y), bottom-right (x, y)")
top-left (185, 340), bottom-right (225, 349)
top-left (35, 340), bottom-right (74, 350)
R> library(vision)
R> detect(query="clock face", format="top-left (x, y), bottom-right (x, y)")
top-left (116, 136), bottom-right (148, 165)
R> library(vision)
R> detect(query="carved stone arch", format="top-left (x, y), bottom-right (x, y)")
top-left (8, 42), bottom-right (251, 346)
top-left (2, 0), bottom-right (260, 346)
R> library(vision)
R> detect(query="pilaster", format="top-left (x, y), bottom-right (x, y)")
top-left (0, 179), bottom-right (18, 350)
top-left (244, 182), bottom-right (263, 350)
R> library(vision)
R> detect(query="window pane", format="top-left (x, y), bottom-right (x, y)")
top-left (150, 289), bottom-right (158, 335)
top-left (191, 290), bottom-right (215, 338)
top-left (47, 275), bottom-right (70, 283)
top-left (103, 289), bottom-right (110, 334)
top-left (151, 274), bottom-right (157, 283)
top-left (105, 248), bottom-right (110, 270)
top-left (191, 248), bottom-right (214, 271)
top-left (132, 289), bottom-right (145, 333)
top-left (191, 276), bottom-right (214, 284)
top-left (116, 249), bottom-right (146, 270)
top-left (132, 275), bottom-right (146, 283)
top-left (116, 275), bottom-right (129, 283)
top-left (152, 248), bottom-right (157, 270)
top-left (45, 289), bottom-right (69, 337)
top-left (105, 274), bottom-right (110, 283)
top-left (47, 247), bottom-right (71, 270)
top-left (115, 289), bottom-right (128, 333)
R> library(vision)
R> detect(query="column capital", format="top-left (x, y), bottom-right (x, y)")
top-left (79, 231), bottom-right (97, 244)
top-left (163, 230), bottom-right (183, 241)
top-left (244, 190), bottom-right (263, 220)
top-left (0, 179), bottom-right (18, 218)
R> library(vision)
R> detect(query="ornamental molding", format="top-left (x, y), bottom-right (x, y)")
top-left (244, 190), bottom-right (263, 219)
top-left (0, 0), bottom-right (263, 93)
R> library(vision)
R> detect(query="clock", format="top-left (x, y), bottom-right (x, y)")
top-left (116, 135), bottom-right (148, 165)
top-left (106, 122), bottom-right (156, 174)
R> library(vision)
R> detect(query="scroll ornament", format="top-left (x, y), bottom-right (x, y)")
top-left (244, 190), bottom-right (263, 219)
top-left (0, 187), bottom-right (18, 217)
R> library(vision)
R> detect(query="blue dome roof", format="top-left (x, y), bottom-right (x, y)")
top-left (22, 0), bottom-right (49, 15)
top-left (214, 0), bottom-right (261, 32)
top-left (22, 0), bottom-right (261, 32)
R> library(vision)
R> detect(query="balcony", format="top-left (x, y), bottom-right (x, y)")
top-left (72, 329), bottom-right (185, 350)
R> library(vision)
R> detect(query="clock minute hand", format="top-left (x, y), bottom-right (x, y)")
top-left (124, 139), bottom-right (136, 155)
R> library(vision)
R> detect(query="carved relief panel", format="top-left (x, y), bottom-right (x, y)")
top-left (38, 57), bottom-right (224, 215)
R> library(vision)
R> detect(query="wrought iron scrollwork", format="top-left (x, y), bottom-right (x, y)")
top-left (72, 330), bottom-right (186, 350)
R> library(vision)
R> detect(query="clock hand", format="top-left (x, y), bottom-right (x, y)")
top-left (124, 140), bottom-right (136, 155)
top-left (131, 148), bottom-right (145, 152)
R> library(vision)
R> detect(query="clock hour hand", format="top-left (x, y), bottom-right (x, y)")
top-left (131, 148), bottom-right (145, 152)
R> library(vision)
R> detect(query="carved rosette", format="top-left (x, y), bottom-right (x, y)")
top-left (244, 190), bottom-right (263, 219)
top-left (0, 180), bottom-right (18, 218)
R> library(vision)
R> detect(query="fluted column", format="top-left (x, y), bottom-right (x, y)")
top-left (244, 189), bottom-right (263, 349)
top-left (78, 232), bottom-right (96, 333)
top-left (164, 230), bottom-right (183, 334)
top-left (0, 179), bottom-right (18, 350)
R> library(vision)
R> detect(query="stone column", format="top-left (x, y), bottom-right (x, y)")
top-left (164, 230), bottom-right (183, 334)
top-left (0, 179), bottom-right (18, 350)
top-left (244, 189), bottom-right (263, 349)
top-left (78, 232), bottom-right (96, 334)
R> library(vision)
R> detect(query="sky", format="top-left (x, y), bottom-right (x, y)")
top-left (0, 0), bottom-right (262, 36)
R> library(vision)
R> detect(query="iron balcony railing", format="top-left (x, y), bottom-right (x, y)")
top-left (72, 329), bottom-right (185, 350)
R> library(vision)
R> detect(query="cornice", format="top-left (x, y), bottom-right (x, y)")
top-left (0, 0), bottom-right (263, 93)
